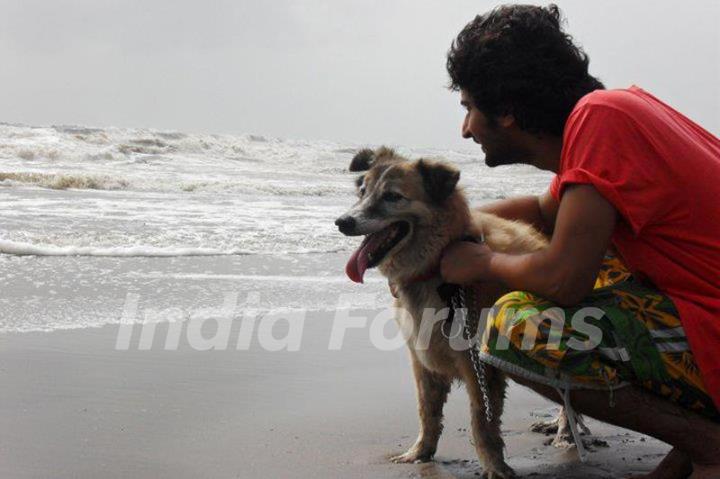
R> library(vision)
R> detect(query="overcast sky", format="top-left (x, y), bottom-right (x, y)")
top-left (1, 0), bottom-right (718, 149)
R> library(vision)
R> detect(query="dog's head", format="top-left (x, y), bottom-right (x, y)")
top-left (335, 147), bottom-right (470, 283)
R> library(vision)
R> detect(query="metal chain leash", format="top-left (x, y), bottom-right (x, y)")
top-left (451, 285), bottom-right (493, 424)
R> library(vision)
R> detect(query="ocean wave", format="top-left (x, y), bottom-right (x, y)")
top-left (0, 169), bottom-right (353, 196)
top-left (0, 170), bottom-right (521, 199)
top-left (0, 240), bottom-right (250, 257)
top-left (0, 172), bottom-right (130, 190)
top-left (117, 138), bottom-right (175, 155)
top-left (154, 131), bottom-right (187, 141)
top-left (0, 239), bottom-right (348, 257)
top-left (52, 125), bottom-right (106, 135)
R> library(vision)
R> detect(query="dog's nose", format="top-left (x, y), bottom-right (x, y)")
top-left (334, 215), bottom-right (356, 235)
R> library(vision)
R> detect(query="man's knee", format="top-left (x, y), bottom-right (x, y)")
top-left (487, 290), bottom-right (528, 334)
top-left (486, 290), bottom-right (549, 351)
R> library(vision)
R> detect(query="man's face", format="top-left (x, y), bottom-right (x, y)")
top-left (460, 90), bottom-right (522, 167)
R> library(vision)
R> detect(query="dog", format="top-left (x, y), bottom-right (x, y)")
top-left (335, 146), bottom-right (562, 478)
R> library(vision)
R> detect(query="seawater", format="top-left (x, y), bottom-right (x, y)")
top-left (0, 123), bottom-right (553, 332)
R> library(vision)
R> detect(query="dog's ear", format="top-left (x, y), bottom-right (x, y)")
top-left (349, 146), bottom-right (403, 172)
top-left (417, 159), bottom-right (460, 204)
top-left (373, 146), bottom-right (400, 164)
top-left (349, 149), bottom-right (375, 172)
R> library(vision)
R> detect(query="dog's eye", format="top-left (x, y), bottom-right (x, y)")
top-left (359, 186), bottom-right (366, 197)
top-left (382, 191), bottom-right (404, 202)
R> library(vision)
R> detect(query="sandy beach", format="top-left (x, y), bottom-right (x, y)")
top-left (0, 256), bottom-right (669, 479)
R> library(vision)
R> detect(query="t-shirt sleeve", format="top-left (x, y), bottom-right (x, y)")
top-left (549, 174), bottom-right (561, 200)
top-left (556, 101), bottom-right (682, 235)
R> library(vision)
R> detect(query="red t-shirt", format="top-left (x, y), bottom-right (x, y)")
top-left (550, 86), bottom-right (720, 407)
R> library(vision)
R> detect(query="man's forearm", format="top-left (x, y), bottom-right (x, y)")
top-left (486, 250), bottom-right (595, 306)
top-left (477, 196), bottom-right (552, 235)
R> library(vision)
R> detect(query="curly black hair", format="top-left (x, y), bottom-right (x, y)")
top-left (446, 4), bottom-right (604, 136)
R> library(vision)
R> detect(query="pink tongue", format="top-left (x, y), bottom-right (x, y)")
top-left (345, 243), bottom-right (370, 284)
top-left (345, 227), bottom-right (397, 284)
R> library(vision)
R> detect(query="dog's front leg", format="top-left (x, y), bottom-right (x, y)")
top-left (391, 351), bottom-right (450, 463)
top-left (461, 361), bottom-right (516, 479)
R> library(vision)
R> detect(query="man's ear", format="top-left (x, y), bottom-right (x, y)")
top-left (498, 114), bottom-right (515, 128)
top-left (417, 160), bottom-right (460, 204)
top-left (349, 149), bottom-right (375, 172)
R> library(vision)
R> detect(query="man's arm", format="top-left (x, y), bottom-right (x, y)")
top-left (442, 184), bottom-right (616, 306)
top-left (478, 189), bottom-right (559, 236)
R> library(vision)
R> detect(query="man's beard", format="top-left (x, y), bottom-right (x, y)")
top-left (484, 145), bottom-right (523, 168)
top-left (484, 151), bottom-right (516, 167)
top-left (479, 124), bottom-right (523, 167)
top-left (482, 134), bottom-right (532, 167)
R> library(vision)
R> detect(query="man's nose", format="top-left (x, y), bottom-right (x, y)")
top-left (334, 215), bottom-right (356, 235)
top-left (461, 116), bottom-right (472, 139)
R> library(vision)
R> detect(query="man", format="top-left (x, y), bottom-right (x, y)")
top-left (440, 4), bottom-right (720, 478)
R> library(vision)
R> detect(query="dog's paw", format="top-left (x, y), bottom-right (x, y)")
top-left (547, 430), bottom-right (575, 449)
top-left (390, 448), bottom-right (434, 464)
top-left (481, 463), bottom-right (517, 479)
top-left (530, 417), bottom-right (559, 435)
top-left (545, 433), bottom-right (609, 451)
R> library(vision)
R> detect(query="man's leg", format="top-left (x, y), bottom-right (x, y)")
top-left (508, 373), bottom-right (720, 479)
top-left (481, 257), bottom-right (720, 477)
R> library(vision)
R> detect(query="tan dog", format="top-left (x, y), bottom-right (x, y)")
top-left (335, 147), bottom-right (551, 478)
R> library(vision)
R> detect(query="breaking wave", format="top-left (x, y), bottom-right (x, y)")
top-left (0, 239), bottom-right (250, 257)
top-left (0, 239), bottom-right (347, 257)
top-left (0, 172), bottom-right (130, 190)
top-left (0, 170), bottom-right (353, 196)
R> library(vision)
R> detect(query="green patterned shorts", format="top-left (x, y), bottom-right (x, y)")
top-left (479, 256), bottom-right (719, 421)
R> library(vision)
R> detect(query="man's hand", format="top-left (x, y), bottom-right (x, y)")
top-left (463, 184), bottom-right (616, 305)
top-left (441, 185), bottom-right (616, 305)
top-left (440, 241), bottom-right (495, 284)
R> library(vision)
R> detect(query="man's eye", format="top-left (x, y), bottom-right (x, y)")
top-left (382, 191), bottom-right (404, 202)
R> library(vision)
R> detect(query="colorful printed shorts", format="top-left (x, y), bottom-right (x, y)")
top-left (479, 256), bottom-right (719, 421)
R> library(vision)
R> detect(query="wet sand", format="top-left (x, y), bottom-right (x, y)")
top-left (0, 312), bottom-right (668, 478)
